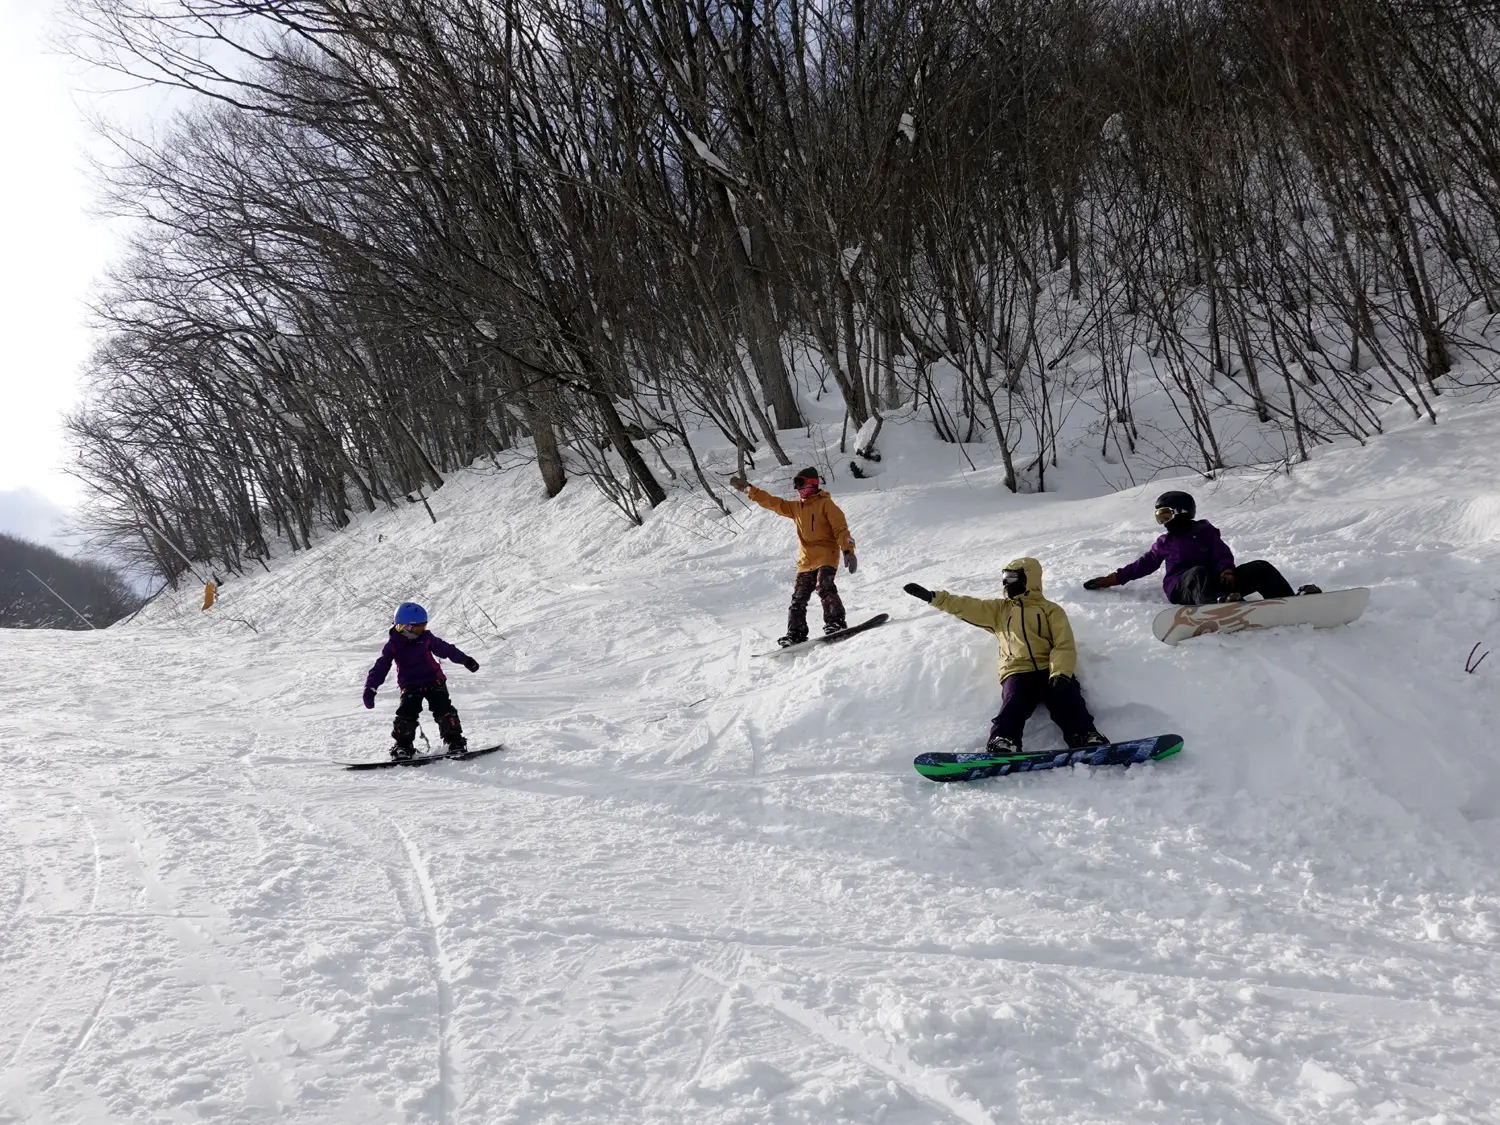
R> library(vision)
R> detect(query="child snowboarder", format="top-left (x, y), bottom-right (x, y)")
top-left (1082, 490), bottom-right (1321, 605)
top-left (730, 466), bottom-right (857, 646)
top-left (363, 601), bottom-right (480, 759)
top-left (904, 558), bottom-right (1109, 753)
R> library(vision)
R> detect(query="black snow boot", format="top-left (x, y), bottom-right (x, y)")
top-left (391, 716), bottom-right (419, 760)
top-left (778, 633), bottom-right (807, 648)
top-left (1066, 730), bottom-right (1111, 750)
top-left (437, 712), bottom-right (467, 756)
top-left (1295, 584), bottom-right (1322, 596)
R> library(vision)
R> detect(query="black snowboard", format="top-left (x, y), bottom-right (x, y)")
top-left (339, 743), bottom-right (505, 771)
top-left (753, 613), bottom-right (890, 658)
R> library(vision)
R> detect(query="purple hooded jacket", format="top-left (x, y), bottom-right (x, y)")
top-left (1114, 520), bottom-right (1235, 600)
top-left (365, 629), bottom-right (474, 692)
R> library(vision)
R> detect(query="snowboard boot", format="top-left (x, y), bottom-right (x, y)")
top-left (778, 633), bottom-right (808, 648)
top-left (823, 620), bottom-right (847, 636)
top-left (437, 712), bottom-right (467, 756)
top-left (1066, 729), bottom-right (1111, 750)
top-left (1295, 584), bottom-right (1322, 596)
top-left (391, 716), bottom-right (419, 760)
top-left (1216, 591), bottom-right (1245, 603)
top-left (985, 735), bottom-right (1021, 755)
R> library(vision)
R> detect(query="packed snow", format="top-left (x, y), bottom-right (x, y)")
top-left (3, 394), bottom-right (1499, 1124)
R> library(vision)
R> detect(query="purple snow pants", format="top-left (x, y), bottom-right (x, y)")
top-left (988, 669), bottom-right (1098, 748)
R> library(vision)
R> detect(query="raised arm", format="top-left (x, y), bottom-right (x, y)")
top-left (744, 485), bottom-right (797, 518)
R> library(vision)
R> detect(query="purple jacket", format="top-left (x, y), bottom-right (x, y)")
top-left (365, 629), bottom-right (474, 692)
top-left (1114, 520), bottom-right (1235, 600)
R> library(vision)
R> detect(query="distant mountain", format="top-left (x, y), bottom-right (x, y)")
top-left (0, 487), bottom-right (70, 548)
top-left (0, 533), bottom-right (142, 629)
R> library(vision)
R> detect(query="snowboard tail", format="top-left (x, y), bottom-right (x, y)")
top-left (754, 613), bottom-right (890, 657)
top-left (914, 734), bottom-right (1183, 783)
top-left (1152, 588), bottom-right (1369, 646)
top-left (340, 743), bottom-right (505, 771)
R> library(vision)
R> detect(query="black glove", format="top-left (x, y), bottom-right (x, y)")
top-left (729, 474), bottom-right (748, 493)
top-left (1082, 574), bottom-right (1118, 591)
top-left (463, 657), bottom-right (480, 672)
top-left (844, 550), bottom-right (858, 574)
top-left (362, 688), bottom-right (377, 710)
top-left (1049, 673), bottom-right (1075, 690)
top-left (903, 583), bottom-right (934, 603)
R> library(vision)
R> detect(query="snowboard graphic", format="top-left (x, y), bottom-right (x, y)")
top-left (753, 613), bottom-right (890, 657)
top-left (1152, 588), bottom-right (1369, 646)
top-left (339, 743), bottom-right (505, 771)
top-left (914, 734), bottom-right (1183, 782)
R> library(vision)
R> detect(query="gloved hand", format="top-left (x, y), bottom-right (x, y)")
top-left (1219, 567), bottom-right (1237, 588)
top-left (1049, 673), bottom-right (1076, 690)
top-left (903, 582), bottom-right (934, 603)
top-left (844, 551), bottom-right (858, 574)
top-left (362, 688), bottom-right (377, 710)
top-left (729, 474), bottom-right (748, 493)
top-left (1082, 574), bottom-right (1119, 591)
top-left (463, 657), bottom-right (480, 672)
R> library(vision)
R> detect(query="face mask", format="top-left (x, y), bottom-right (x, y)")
top-left (1002, 569), bottom-right (1027, 596)
top-left (796, 481), bottom-right (820, 499)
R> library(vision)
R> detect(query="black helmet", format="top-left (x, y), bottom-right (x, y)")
top-left (1154, 490), bottom-right (1195, 525)
top-left (793, 466), bottom-right (820, 489)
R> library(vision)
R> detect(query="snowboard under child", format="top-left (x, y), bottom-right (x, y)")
top-left (905, 557), bottom-right (1109, 754)
top-left (363, 601), bottom-right (480, 759)
top-left (1083, 490), bottom-right (1321, 605)
top-left (731, 466), bottom-right (858, 646)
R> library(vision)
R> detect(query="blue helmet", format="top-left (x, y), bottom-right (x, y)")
top-left (393, 601), bottom-right (428, 626)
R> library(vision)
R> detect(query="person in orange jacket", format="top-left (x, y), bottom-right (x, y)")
top-left (730, 465), bottom-right (857, 646)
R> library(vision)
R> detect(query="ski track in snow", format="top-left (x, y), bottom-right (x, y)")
top-left (3, 400), bottom-right (1500, 1122)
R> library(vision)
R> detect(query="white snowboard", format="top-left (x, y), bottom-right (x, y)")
top-left (1152, 588), bottom-right (1370, 646)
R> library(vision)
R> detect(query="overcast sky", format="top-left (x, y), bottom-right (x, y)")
top-left (0, 0), bottom-right (120, 509)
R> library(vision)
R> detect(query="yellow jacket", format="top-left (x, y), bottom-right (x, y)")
top-left (930, 557), bottom-right (1077, 680)
top-left (745, 485), bottom-right (855, 571)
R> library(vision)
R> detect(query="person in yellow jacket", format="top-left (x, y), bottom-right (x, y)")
top-left (730, 466), bottom-right (857, 646)
top-left (904, 557), bottom-right (1110, 754)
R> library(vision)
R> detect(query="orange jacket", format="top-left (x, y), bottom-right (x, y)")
top-left (745, 485), bottom-right (855, 571)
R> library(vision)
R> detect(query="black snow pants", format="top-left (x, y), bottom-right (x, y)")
top-left (989, 669), bottom-right (1100, 748)
top-left (1172, 560), bottom-right (1296, 606)
top-left (393, 681), bottom-right (464, 749)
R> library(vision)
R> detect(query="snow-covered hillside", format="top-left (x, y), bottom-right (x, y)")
top-left (3, 397), bottom-right (1499, 1124)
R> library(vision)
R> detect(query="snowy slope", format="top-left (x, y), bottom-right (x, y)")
top-left (2, 398), bottom-right (1499, 1124)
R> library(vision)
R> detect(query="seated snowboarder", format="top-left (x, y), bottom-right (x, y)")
top-left (730, 466), bottom-right (857, 646)
top-left (1082, 490), bottom-right (1321, 606)
top-left (363, 601), bottom-right (480, 759)
top-left (904, 557), bottom-right (1108, 754)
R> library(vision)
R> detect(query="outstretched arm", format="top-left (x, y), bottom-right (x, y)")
top-left (744, 485), bottom-right (797, 518)
top-left (429, 635), bottom-right (479, 672)
top-left (1113, 539), bottom-right (1166, 585)
top-left (928, 591), bottom-right (1005, 632)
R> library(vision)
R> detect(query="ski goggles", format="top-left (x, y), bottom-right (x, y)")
top-left (396, 623), bottom-right (427, 637)
top-left (1154, 506), bottom-right (1185, 525)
